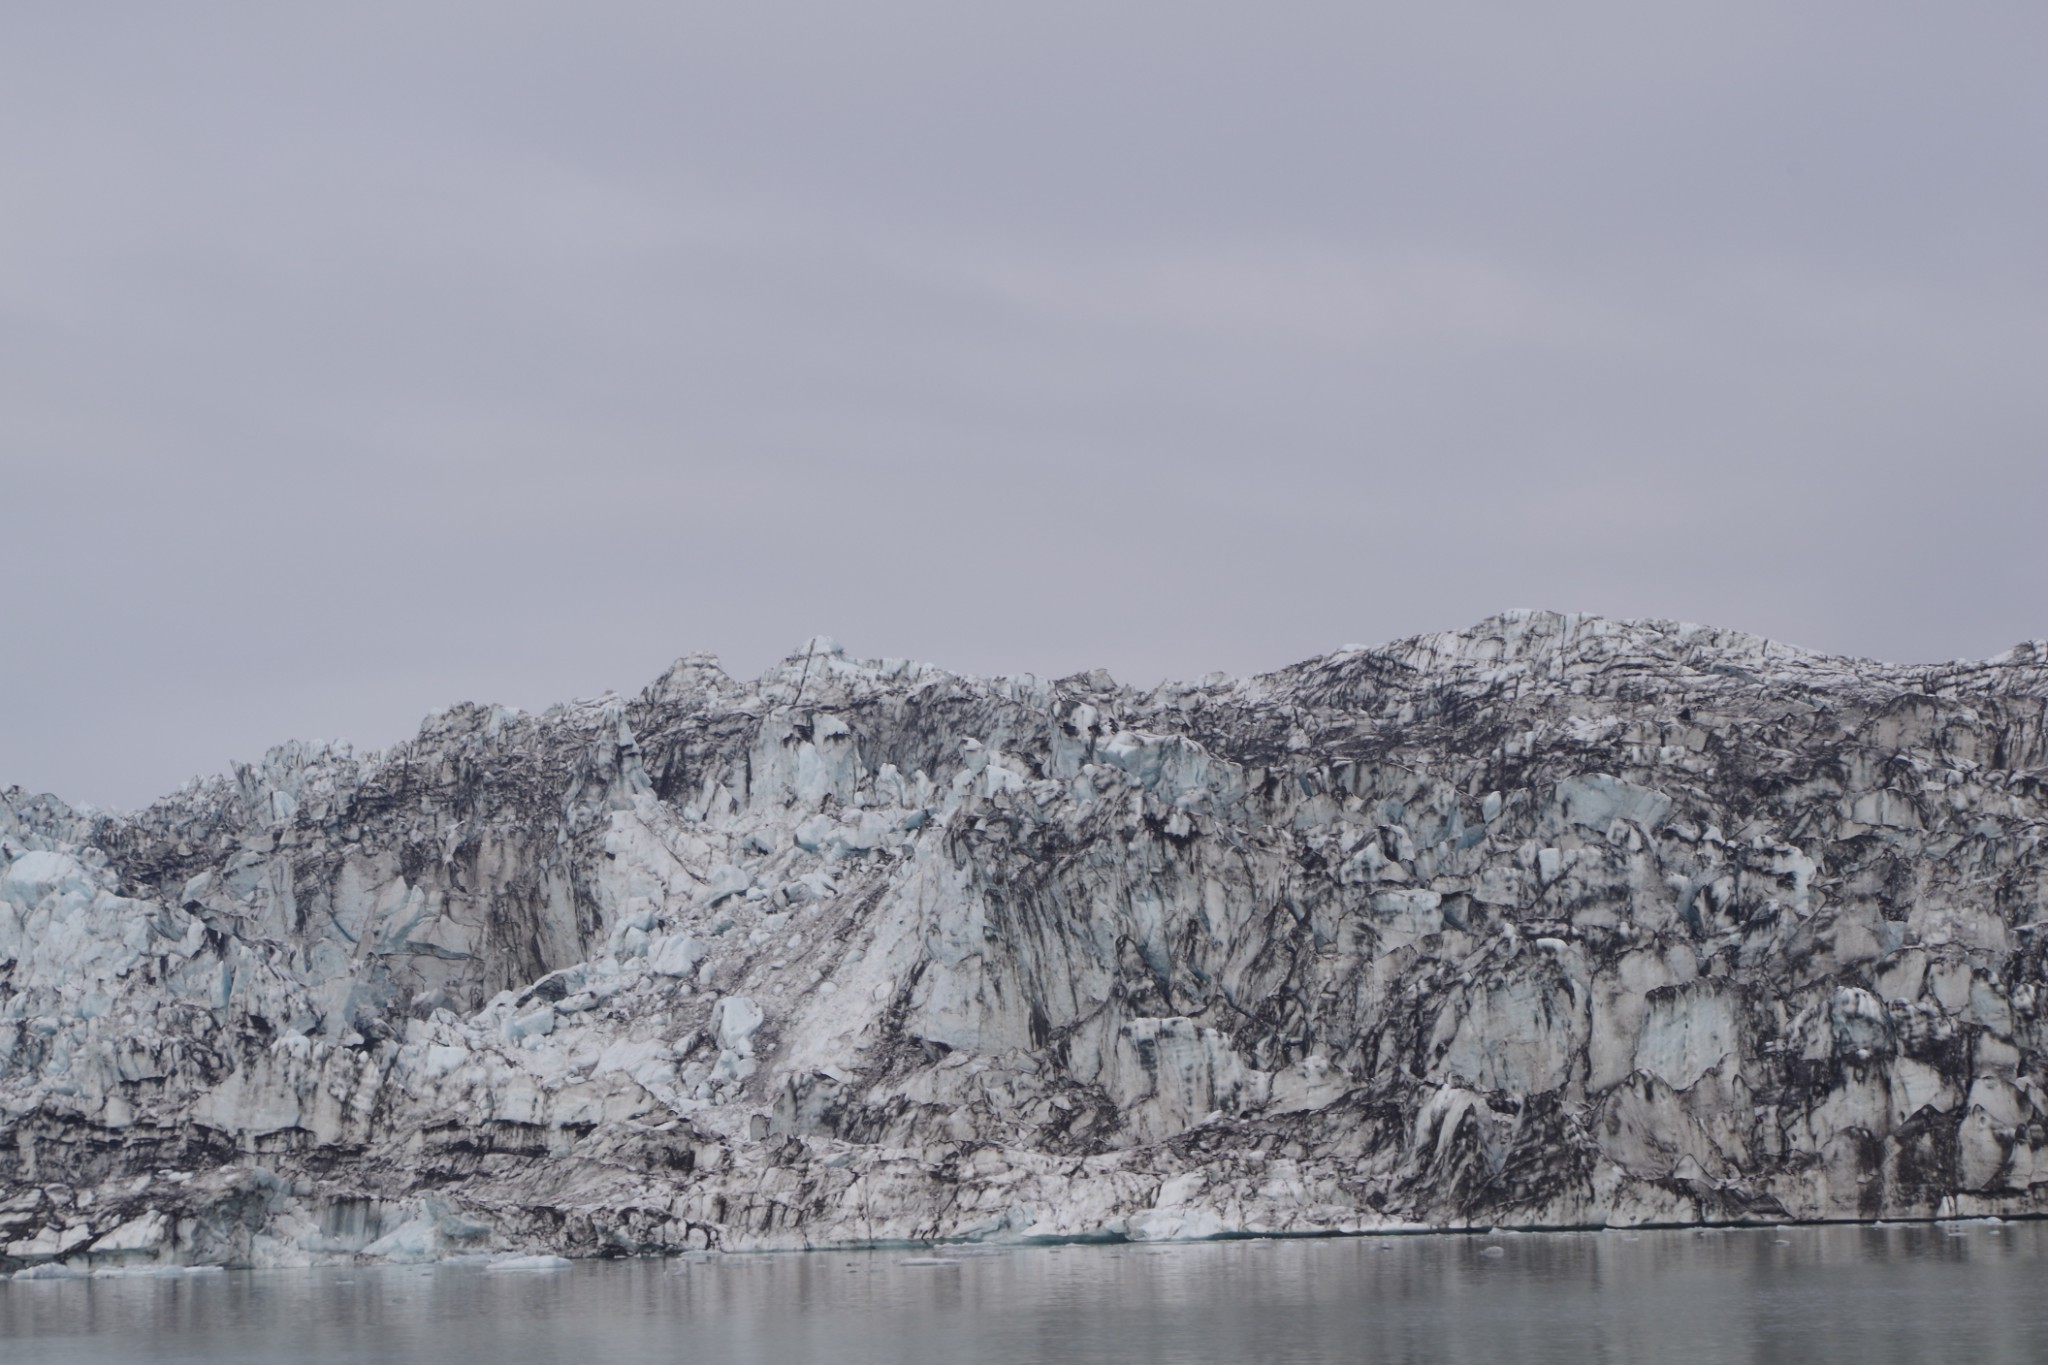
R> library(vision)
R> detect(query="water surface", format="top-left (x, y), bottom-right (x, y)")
top-left (4, 1222), bottom-right (2043, 1364)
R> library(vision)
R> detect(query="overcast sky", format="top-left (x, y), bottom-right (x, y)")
top-left (4, 3), bottom-right (2044, 808)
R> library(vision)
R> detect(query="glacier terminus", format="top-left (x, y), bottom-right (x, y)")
top-left (4, 611), bottom-right (2047, 1271)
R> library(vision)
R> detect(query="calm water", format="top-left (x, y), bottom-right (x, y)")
top-left (3, 1223), bottom-right (2044, 1364)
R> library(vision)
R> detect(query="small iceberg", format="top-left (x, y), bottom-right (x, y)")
top-left (486, 1254), bottom-right (573, 1272)
top-left (13, 1263), bottom-right (89, 1281)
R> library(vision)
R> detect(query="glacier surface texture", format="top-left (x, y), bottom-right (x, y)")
top-left (5, 612), bottom-right (2048, 1269)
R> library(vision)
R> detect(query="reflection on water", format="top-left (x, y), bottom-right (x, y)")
top-left (3, 1222), bottom-right (2044, 1365)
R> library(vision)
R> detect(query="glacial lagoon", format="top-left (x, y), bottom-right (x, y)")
top-left (4, 1222), bottom-right (2045, 1364)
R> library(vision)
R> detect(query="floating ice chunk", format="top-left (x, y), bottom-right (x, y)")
top-left (361, 1216), bottom-right (443, 1263)
top-left (1124, 1208), bottom-right (1224, 1242)
top-left (487, 1254), bottom-right (572, 1272)
top-left (13, 1262), bottom-right (88, 1280)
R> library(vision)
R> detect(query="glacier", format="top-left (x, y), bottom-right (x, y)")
top-left (3, 611), bottom-right (2047, 1271)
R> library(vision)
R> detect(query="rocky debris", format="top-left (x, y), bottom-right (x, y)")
top-left (3, 611), bottom-right (2047, 1270)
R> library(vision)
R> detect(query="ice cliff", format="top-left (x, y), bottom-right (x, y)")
top-left (5, 611), bottom-right (2048, 1269)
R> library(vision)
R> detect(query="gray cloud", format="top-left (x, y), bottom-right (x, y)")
top-left (4, 2), bottom-right (2044, 806)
